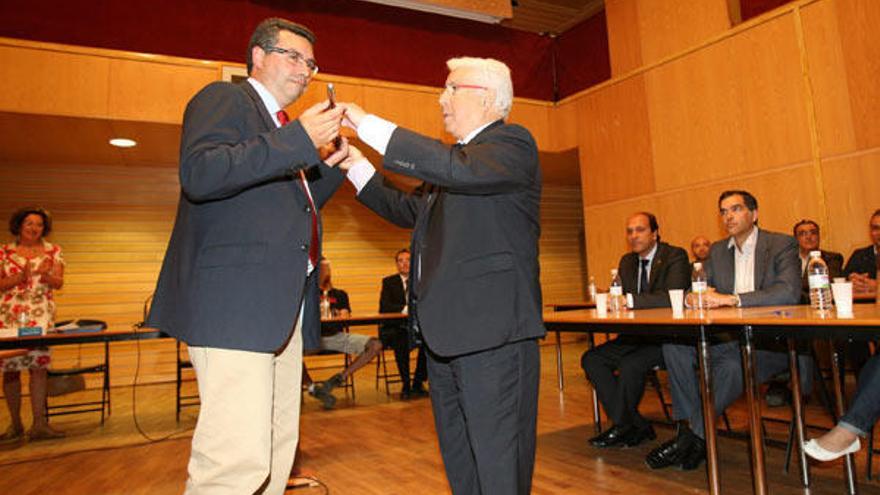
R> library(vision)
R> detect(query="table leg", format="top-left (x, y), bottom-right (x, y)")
top-left (697, 323), bottom-right (721, 495)
top-left (556, 329), bottom-right (564, 391)
top-left (829, 338), bottom-right (859, 495)
top-left (740, 325), bottom-right (767, 495)
top-left (588, 332), bottom-right (601, 433)
top-left (787, 337), bottom-right (810, 487)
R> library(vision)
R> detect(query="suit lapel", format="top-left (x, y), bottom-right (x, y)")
top-left (240, 81), bottom-right (277, 133)
top-left (648, 244), bottom-right (664, 291)
top-left (753, 229), bottom-right (769, 290)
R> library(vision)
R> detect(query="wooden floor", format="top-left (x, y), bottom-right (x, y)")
top-left (1, 338), bottom-right (879, 494)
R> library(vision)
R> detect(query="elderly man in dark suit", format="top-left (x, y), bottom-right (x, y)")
top-left (146, 17), bottom-right (346, 494)
top-left (335, 57), bottom-right (544, 495)
top-left (646, 190), bottom-right (810, 471)
top-left (844, 208), bottom-right (880, 294)
top-left (378, 248), bottom-right (427, 399)
top-left (581, 212), bottom-right (690, 449)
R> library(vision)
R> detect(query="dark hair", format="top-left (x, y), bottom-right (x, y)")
top-left (9, 206), bottom-right (52, 237)
top-left (634, 211), bottom-right (659, 233)
top-left (872, 209), bottom-right (880, 220)
top-left (793, 219), bottom-right (819, 236)
top-left (718, 190), bottom-right (758, 211)
top-left (247, 17), bottom-right (316, 75)
top-left (395, 248), bottom-right (410, 260)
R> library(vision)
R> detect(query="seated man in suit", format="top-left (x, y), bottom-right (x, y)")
top-left (793, 219), bottom-right (844, 303)
top-left (378, 248), bottom-right (427, 399)
top-left (646, 190), bottom-right (811, 471)
top-left (581, 212), bottom-right (690, 448)
top-left (843, 208), bottom-right (880, 294)
top-left (764, 219), bottom-right (844, 407)
top-left (690, 235), bottom-right (711, 265)
top-left (306, 257), bottom-right (382, 409)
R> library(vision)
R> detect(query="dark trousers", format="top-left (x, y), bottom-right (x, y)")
top-left (380, 325), bottom-right (427, 391)
top-left (427, 338), bottom-right (540, 495)
top-left (581, 338), bottom-right (664, 429)
top-left (663, 341), bottom-right (814, 439)
top-left (841, 353), bottom-right (880, 436)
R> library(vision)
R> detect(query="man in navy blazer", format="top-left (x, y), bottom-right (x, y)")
top-left (646, 190), bottom-right (810, 471)
top-left (146, 18), bottom-right (346, 494)
top-left (582, 212), bottom-right (690, 449)
top-left (336, 57), bottom-right (544, 495)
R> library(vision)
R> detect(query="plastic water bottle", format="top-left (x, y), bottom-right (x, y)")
top-left (320, 293), bottom-right (332, 318)
top-left (587, 276), bottom-right (597, 302)
top-left (807, 251), bottom-right (833, 311)
top-left (609, 268), bottom-right (624, 312)
top-left (691, 262), bottom-right (708, 310)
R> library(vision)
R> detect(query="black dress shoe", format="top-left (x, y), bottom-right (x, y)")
top-left (411, 383), bottom-right (428, 397)
top-left (589, 424), bottom-right (633, 448)
top-left (622, 424), bottom-right (656, 448)
top-left (679, 439), bottom-right (706, 470)
top-left (400, 388), bottom-right (412, 400)
top-left (645, 427), bottom-right (695, 469)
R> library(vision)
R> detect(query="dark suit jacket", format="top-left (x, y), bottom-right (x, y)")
top-left (618, 242), bottom-right (691, 309)
top-left (358, 120), bottom-right (545, 357)
top-left (799, 250), bottom-right (844, 304)
top-left (704, 229), bottom-right (801, 307)
top-left (147, 81), bottom-right (345, 352)
top-left (844, 246), bottom-right (878, 279)
top-left (378, 273), bottom-right (407, 333)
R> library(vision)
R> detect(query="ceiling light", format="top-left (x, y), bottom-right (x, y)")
top-left (109, 138), bottom-right (137, 148)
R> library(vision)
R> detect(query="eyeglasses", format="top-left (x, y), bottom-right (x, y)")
top-left (443, 82), bottom-right (489, 95)
top-left (263, 45), bottom-right (319, 76)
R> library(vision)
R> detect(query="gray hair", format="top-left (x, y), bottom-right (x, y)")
top-left (446, 57), bottom-right (513, 118)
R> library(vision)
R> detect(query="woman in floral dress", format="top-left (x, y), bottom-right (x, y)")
top-left (0, 207), bottom-right (65, 442)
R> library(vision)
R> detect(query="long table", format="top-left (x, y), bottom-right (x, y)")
top-left (0, 312), bottom-right (406, 351)
top-left (544, 304), bottom-right (880, 495)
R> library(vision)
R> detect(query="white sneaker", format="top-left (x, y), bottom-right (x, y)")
top-left (803, 438), bottom-right (861, 462)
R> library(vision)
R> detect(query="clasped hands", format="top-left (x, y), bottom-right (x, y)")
top-left (298, 100), bottom-right (370, 171)
top-left (685, 288), bottom-right (738, 309)
top-left (16, 258), bottom-right (53, 285)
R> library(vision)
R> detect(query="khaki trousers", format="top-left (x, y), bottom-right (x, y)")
top-left (184, 316), bottom-right (303, 494)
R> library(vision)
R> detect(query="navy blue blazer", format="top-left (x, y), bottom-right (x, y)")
top-left (147, 81), bottom-right (344, 352)
top-left (358, 120), bottom-right (545, 357)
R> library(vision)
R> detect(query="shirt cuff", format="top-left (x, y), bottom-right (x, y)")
top-left (358, 114), bottom-right (397, 155)
top-left (345, 159), bottom-right (376, 194)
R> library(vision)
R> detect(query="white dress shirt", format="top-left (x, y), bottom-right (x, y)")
top-left (728, 227), bottom-right (759, 295)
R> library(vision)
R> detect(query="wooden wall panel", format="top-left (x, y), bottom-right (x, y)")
top-left (832, 0), bottom-right (880, 151)
top-left (0, 46), bottom-right (110, 118)
top-left (645, 12), bottom-right (812, 192)
top-left (578, 75), bottom-right (655, 206)
top-left (507, 100), bottom-right (552, 152)
top-left (820, 150), bottom-right (880, 258)
top-left (800, 0), bottom-right (856, 157)
top-left (361, 85), bottom-right (446, 139)
top-left (549, 98), bottom-right (580, 152)
top-left (636, 0), bottom-right (731, 67)
top-left (107, 59), bottom-right (218, 124)
top-left (605, 0), bottom-right (643, 75)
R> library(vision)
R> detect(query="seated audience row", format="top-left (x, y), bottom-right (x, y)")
top-left (581, 191), bottom-right (879, 471)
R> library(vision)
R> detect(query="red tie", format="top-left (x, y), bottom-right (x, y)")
top-left (277, 110), bottom-right (319, 267)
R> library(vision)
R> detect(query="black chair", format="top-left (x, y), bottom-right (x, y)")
top-left (46, 319), bottom-right (110, 423)
top-left (375, 348), bottom-right (403, 395)
top-left (175, 340), bottom-right (200, 421)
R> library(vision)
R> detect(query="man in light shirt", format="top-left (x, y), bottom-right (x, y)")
top-left (334, 57), bottom-right (544, 495)
top-left (645, 190), bottom-right (807, 471)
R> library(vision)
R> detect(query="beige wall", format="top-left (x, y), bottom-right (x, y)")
top-left (563, 0), bottom-right (880, 284)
